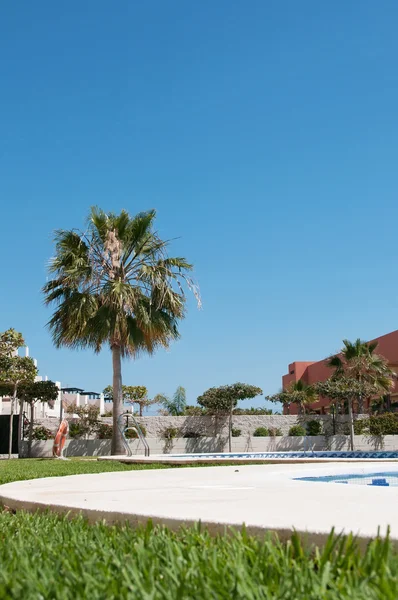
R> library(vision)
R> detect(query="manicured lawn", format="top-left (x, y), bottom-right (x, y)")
top-left (0, 511), bottom-right (395, 599)
top-left (0, 457), bottom-right (172, 485)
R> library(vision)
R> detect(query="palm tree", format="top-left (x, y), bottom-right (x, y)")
top-left (156, 386), bottom-right (187, 416)
top-left (43, 208), bottom-right (199, 454)
top-left (266, 380), bottom-right (318, 415)
top-left (326, 338), bottom-right (395, 451)
top-left (328, 339), bottom-right (394, 413)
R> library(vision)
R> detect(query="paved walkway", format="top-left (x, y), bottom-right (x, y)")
top-left (0, 462), bottom-right (397, 545)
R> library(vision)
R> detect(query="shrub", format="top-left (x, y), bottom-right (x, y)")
top-left (231, 428), bottom-right (241, 437)
top-left (253, 427), bottom-right (269, 437)
top-left (126, 424), bottom-right (147, 438)
top-left (101, 409), bottom-right (113, 417)
top-left (353, 419), bottom-right (367, 435)
top-left (183, 431), bottom-right (202, 439)
top-left (184, 405), bottom-right (206, 416)
top-left (68, 422), bottom-right (86, 439)
top-left (97, 423), bottom-right (113, 439)
top-left (162, 427), bottom-right (179, 440)
top-left (31, 426), bottom-right (53, 441)
top-left (369, 414), bottom-right (398, 436)
top-left (268, 427), bottom-right (283, 437)
top-left (288, 425), bottom-right (306, 437)
top-left (306, 420), bottom-right (322, 436)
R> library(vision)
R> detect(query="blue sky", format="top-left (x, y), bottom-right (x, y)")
top-left (1, 1), bottom-right (398, 411)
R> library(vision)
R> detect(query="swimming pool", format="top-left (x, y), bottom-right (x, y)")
top-left (167, 450), bottom-right (398, 459)
top-left (296, 471), bottom-right (398, 486)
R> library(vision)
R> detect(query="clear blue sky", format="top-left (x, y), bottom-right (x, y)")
top-left (1, 1), bottom-right (398, 411)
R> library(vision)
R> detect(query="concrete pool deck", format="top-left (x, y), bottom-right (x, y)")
top-left (0, 462), bottom-right (397, 545)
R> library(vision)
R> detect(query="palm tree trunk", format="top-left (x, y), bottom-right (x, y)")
top-left (8, 386), bottom-right (17, 459)
top-left (111, 345), bottom-right (125, 455)
top-left (348, 397), bottom-right (355, 451)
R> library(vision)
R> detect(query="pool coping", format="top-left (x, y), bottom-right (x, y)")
top-left (98, 454), bottom-right (398, 465)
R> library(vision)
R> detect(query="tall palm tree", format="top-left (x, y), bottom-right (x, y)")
top-left (43, 208), bottom-right (199, 454)
top-left (328, 339), bottom-right (394, 413)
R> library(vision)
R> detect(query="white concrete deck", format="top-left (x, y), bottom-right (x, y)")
top-left (0, 463), bottom-right (397, 545)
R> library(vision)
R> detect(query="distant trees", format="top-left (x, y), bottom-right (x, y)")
top-left (19, 380), bottom-right (59, 457)
top-left (0, 329), bottom-right (37, 458)
top-left (103, 385), bottom-right (157, 416)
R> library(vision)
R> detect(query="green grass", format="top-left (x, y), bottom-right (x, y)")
top-left (0, 458), bottom-right (173, 486)
top-left (0, 458), bottom-right (272, 485)
top-left (0, 512), bottom-right (396, 599)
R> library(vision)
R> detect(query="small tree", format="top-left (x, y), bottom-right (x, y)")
top-left (197, 383), bottom-right (262, 452)
top-left (315, 377), bottom-right (377, 451)
top-left (155, 386), bottom-right (187, 416)
top-left (266, 381), bottom-right (318, 415)
top-left (0, 329), bottom-right (37, 458)
top-left (19, 380), bottom-right (59, 457)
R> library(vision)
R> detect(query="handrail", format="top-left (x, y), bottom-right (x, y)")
top-left (117, 413), bottom-right (150, 457)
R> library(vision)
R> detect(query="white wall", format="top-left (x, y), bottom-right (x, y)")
top-left (20, 434), bottom-right (398, 458)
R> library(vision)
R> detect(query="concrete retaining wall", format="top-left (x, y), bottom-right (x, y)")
top-left (34, 414), bottom-right (358, 438)
top-left (20, 434), bottom-right (398, 458)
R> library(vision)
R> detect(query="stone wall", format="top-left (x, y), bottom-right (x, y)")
top-left (35, 414), bottom-right (357, 438)
top-left (20, 434), bottom-right (398, 458)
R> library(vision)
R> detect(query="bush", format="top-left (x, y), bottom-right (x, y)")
top-left (31, 426), bottom-right (53, 441)
top-left (253, 427), bottom-right (269, 437)
top-left (288, 425), bottom-right (306, 437)
top-left (268, 427), bottom-right (283, 437)
top-left (184, 405), bottom-right (206, 416)
top-left (231, 428), bottom-right (241, 437)
top-left (183, 431), bottom-right (202, 439)
top-left (68, 422), bottom-right (86, 439)
top-left (101, 409), bottom-right (113, 417)
top-left (369, 414), bottom-right (398, 436)
top-left (306, 420), bottom-right (322, 436)
top-left (126, 424), bottom-right (147, 439)
top-left (162, 427), bottom-right (179, 440)
top-left (97, 423), bottom-right (113, 439)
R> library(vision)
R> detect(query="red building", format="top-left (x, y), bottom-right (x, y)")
top-left (282, 329), bottom-right (398, 414)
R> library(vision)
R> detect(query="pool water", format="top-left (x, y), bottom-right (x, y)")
top-left (295, 472), bottom-right (398, 487)
top-left (169, 450), bottom-right (398, 459)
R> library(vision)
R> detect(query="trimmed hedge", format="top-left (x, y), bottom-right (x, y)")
top-left (306, 420), bottom-right (322, 436)
top-left (253, 427), bottom-right (269, 437)
top-left (288, 425), bottom-right (306, 437)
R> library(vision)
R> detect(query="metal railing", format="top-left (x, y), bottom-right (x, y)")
top-left (117, 412), bottom-right (150, 457)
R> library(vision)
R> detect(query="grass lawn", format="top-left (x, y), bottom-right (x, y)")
top-left (0, 459), bottom-right (396, 599)
top-left (0, 457), bottom-right (173, 485)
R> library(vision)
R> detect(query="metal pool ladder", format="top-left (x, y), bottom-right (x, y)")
top-left (117, 412), bottom-right (150, 457)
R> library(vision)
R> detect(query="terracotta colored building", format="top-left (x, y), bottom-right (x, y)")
top-left (282, 329), bottom-right (398, 414)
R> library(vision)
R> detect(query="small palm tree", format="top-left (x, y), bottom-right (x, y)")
top-left (267, 380), bottom-right (318, 415)
top-left (156, 386), bottom-right (187, 416)
top-left (328, 339), bottom-right (394, 413)
top-left (43, 208), bottom-right (199, 454)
